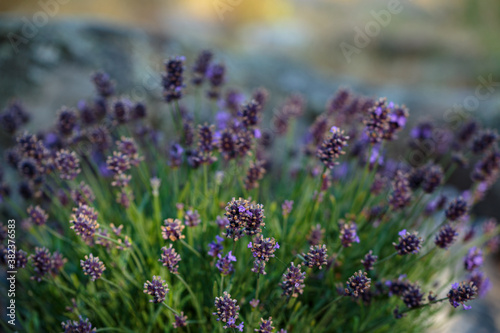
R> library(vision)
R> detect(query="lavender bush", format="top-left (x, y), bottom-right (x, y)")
top-left (0, 50), bottom-right (499, 332)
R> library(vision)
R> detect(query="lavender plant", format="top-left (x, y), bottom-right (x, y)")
top-left (0, 50), bottom-right (499, 333)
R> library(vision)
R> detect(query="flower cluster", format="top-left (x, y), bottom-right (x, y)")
top-left (144, 276), bottom-right (169, 303)
top-left (447, 282), bottom-right (477, 310)
top-left (161, 218), bottom-right (185, 241)
top-left (224, 198), bottom-right (266, 240)
top-left (213, 292), bottom-right (244, 331)
top-left (70, 204), bottom-right (100, 245)
top-left (248, 235), bottom-right (279, 275)
top-left (345, 271), bottom-right (371, 297)
top-left (393, 230), bottom-right (422, 255)
top-left (80, 253), bottom-right (106, 281)
top-left (280, 263), bottom-right (306, 298)
top-left (159, 244), bottom-right (181, 274)
top-left (302, 244), bottom-right (328, 269)
top-left (61, 316), bottom-right (96, 333)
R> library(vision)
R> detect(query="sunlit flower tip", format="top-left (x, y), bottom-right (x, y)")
top-left (463, 247), bottom-right (483, 271)
top-left (213, 292), bottom-right (242, 330)
top-left (161, 218), bottom-right (185, 242)
top-left (402, 284), bottom-right (424, 308)
top-left (55, 149), bottom-right (81, 180)
top-left (445, 197), bottom-right (468, 221)
top-left (339, 221), bottom-right (360, 247)
top-left (173, 312), bottom-right (188, 329)
top-left (62, 315), bottom-right (97, 333)
top-left (159, 244), bottom-right (181, 274)
top-left (27, 205), bottom-right (48, 226)
top-left (281, 200), bottom-right (294, 217)
top-left (184, 209), bottom-right (201, 227)
top-left (280, 263), bottom-right (306, 298)
top-left (316, 126), bottom-right (349, 169)
top-left (361, 250), bottom-right (378, 271)
top-left (80, 253), bottom-right (106, 281)
top-left (434, 224), bottom-right (458, 249)
top-left (144, 276), bottom-right (169, 303)
top-left (393, 230), bottom-right (422, 255)
top-left (256, 317), bottom-right (275, 333)
top-left (302, 244), bottom-right (328, 269)
top-left (345, 270), bottom-right (371, 297)
top-left (447, 282), bottom-right (477, 310)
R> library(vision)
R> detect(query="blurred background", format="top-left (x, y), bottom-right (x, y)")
top-left (0, 0), bottom-right (499, 331)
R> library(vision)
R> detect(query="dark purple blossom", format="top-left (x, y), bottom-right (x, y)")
top-left (345, 270), bottom-right (371, 297)
top-left (361, 250), bottom-right (378, 271)
top-left (256, 317), bottom-right (274, 333)
top-left (27, 205), bottom-right (48, 226)
top-left (70, 204), bottom-right (99, 245)
top-left (213, 292), bottom-right (243, 330)
top-left (445, 197), bottom-right (468, 221)
top-left (393, 230), bottom-right (422, 255)
top-left (248, 235), bottom-right (279, 275)
top-left (302, 244), bottom-right (328, 269)
top-left (144, 275), bottom-right (169, 303)
top-left (435, 224), bottom-right (458, 249)
top-left (57, 108), bottom-right (77, 136)
top-left (208, 235), bottom-right (224, 258)
top-left (207, 64), bottom-right (225, 99)
top-left (92, 71), bottom-right (115, 98)
top-left (317, 126), bottom-right (349, 169)
top-left (163, 56), bottom-right (185, 103)
top-left (402, 284), bottom-right (424, 308)
top-left (192, 50), bottom-right (213, 85)
top-left (173, 312), bottom-right (188, 329)
top-left (55, 149), bottom-right (81, 180)
top-left (447, 282), bottom-right (477, 310)
top-left (472, 130), bottom-right (498, 154)
top-left (468, 270), bottom-right (491, 298)
top-left (389, 171), bottom-right (412, 210)
top-left (280, 262), bottom-right (306, 298)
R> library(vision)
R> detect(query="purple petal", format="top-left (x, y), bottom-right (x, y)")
top-left (398, 229), bottom-right (407, 237)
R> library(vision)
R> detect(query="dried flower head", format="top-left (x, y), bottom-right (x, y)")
top-left (144, 276), bottom-right (169, 303)
top-left (55, 149), bottom-right (81, 180)
top-left (447, 282), bottom-right (477, 310)
top-left (435, 224), bottom-right (458, 249)
top-left (159, 244), bottom-right (181, 274)
top-left (317, 126), bottom-right (349, 169)
top-left (27, 205), bottom-right (48, 226)
top-left (393, 230), bottom-right (422, 255)
top-left (80, 253), bottom-right (106, 281)
top-left (302, 244), bottom-right (328, 269)
top-left (161, 218), bottom-right (185, 241)
top-left (345, 270), bottom-right (371, 297)
top-left (280, 262), bottom-right (306, 298)
top-left (445, 197), bottom-right (468, 221)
